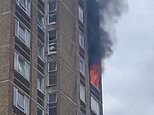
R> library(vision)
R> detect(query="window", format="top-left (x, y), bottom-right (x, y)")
top-left (48, 0), bottom-right (57, 24)
top-left (37, 75), bottom-right (44, 92)
top-left (48, 0), bottom-right (56, 12)
top-left (49, 93), bottom-right (57, 103)
top-left (16, 0), bottom-right (31, 16)
top-left (15, 19), bottom-right (31, 47)
top-left (37, 107), bottom-right (44, 115)
top-left (48, 61), bottom-right (57, 72)
top-left (13, 87), bottom-right (30, 114)
top-left (48, 92), bottom-right (57, 115)
top-left (38, 11), bottom-right (45, 29)
top-left (78, 5), bottom-right (84, 23)
top-left (48, 30), bottom-right (57, 55)
top-left (49, 30), bottom-right (56, 41)
top-left (48, 41), bottom-right (57, 55)
top-left (91, 96), bottom-right (100, 115)
top-left (18, 91), bottom-right (25, 110)
top-left (80, 57), bottom-right (85, 75)
top-left (49, 12), bottom-right (56, 24)
top-left (37, 40), bottom-right (44, 60)
top-left (79, 32), bottom-right (85, 49)
top-left (80, 84), bottom-right (86, 103)
top-left (14, 52), bottom-right (30, 80)
top-left (49, 72), bottom-right (56, 86)
top-left (49, 107), bottom-right (57, 115)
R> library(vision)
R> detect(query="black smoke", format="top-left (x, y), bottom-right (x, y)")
top-left (87, 0), bottom-right (128, 66)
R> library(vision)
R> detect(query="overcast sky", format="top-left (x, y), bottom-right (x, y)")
top-left (104, 0), bottom-right (154, 115)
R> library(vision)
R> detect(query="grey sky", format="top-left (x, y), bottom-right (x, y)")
top-left (104, 0), bottom-right (154, 115)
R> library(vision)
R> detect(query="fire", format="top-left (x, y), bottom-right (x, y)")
top-left (90, 63), bottom-right (101, 89)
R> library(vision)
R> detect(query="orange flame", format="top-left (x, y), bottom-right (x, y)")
top-left (90, 64), bottom-right (100, 89)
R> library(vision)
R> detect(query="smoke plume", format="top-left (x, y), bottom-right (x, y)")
top-left (87, 0), bottom-right (128, 64)
top-left (87, 0), bottom-right (128, 89)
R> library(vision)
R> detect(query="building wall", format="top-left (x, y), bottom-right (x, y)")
top-left (0, 0), bottom-right (14, 114)
top-left (0, 0), bottom-right (103, 115)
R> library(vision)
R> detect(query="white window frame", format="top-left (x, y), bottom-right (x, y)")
top-left (14, 52), bottom-right (30, 81)
top-left (48, 41), bottom-right (57, 55)
top-left (37, 75), bottom-right (45, 93)
top-left (91, 96), bottom-right (100, 115)
top-left (15, 18), bottom-right (31, 48)
top-left (78, 5), bottom-right (84, 23)
top-left (80, 84), bottom-right (86, 103)
top-left (13, 87), bottom-right (30, 114)
top-left (16, 0), bottom-right (31, 16)
top-left (79, 32), bottom-right (85, 49)
top-left (37, 40), bottom-right (45, 61)
top-left (48, 61), bottom-right (57, 72)
top-left (48, 12), bottom-right (56, 24)
top-left (79, 57), bottom-right (85, 75)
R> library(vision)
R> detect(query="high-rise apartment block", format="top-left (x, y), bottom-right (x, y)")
top-left (0, 0), bottom-right (103, 115)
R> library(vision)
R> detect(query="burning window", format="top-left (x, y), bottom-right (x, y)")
top-left (90, 63), bottom-right (101, 89)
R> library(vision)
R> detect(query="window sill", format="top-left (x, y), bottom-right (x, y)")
top-left (14, 69), bottom-right (30, 82)
top-left (15, 35), bottom-right (30, 49)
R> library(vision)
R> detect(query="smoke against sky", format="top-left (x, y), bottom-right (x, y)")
top-left (104, 0), bottom-right (154, 115)
top-left (99, 0), bottom-right (128, 59)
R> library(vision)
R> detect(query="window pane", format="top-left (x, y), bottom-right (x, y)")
top-left (17, 0), bottom-right (31, 16)
top-left (48, 61), bottom-right (57, 72)
top-left (38, 12), bottom-right (44, 29)
top-left (80, 57), bottom-right (85, 75)
top-left (38, 40), bottom-right (44, 59)
top-left (79, 33), bottom-right (84, 49)
top-left (49, 107), bottom-right (57, 115)
top-left (91, 96), bottom-right (100, 115)
top-left (80, 85), bottom-right (86, 103)
top-left (48, 41), bottom-right (56, 55)
top-left (25, 30), bottom-right (30, 47)
top-left (49, 93), bottom-right (56, 103)
top-left (17, 92), bottom-right (24, 110)
top-left (37, 107), bottom-right (44, 115)
top-left (15, 52), bottom-right (30, 80)
top-left (37, 75), bottom-right (44, 92)
top-left (48, 1), bottom-right (56, 12)
top-left (14, 52), bottom-right (18, 71)
top-left (20, 0), bottom-right (26, 9)
top-left (49, 72), bottom-right (56, 85)
top-left (24, 97), bottom-right (29, 114)
top-left (18, 56), bottom-right (25, 75)
top-left (49, 12), bottom-right (56, 23)
top-left (25, 61), bottom-right (30, 80)
top-left (19, 23), bottom-right (25, 40)
top-left (78, 5), bottom-right (84, 23)
top-left (49, 30), bottom-right (56, 41)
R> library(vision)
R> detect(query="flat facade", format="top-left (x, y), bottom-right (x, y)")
top-left (0, 0), bottom-right (103, 115)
